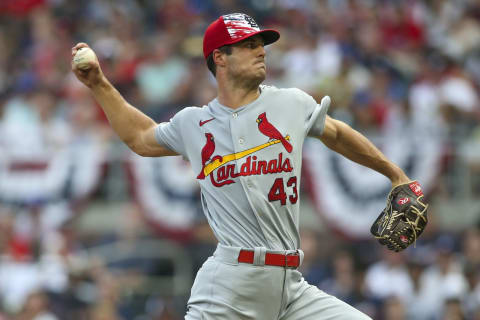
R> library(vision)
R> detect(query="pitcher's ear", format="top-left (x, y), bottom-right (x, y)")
top-left (213, 49), bottom-right (227, 68)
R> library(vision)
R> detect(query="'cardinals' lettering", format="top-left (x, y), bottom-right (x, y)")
top-left (209, 153), bottom-right (293, 187)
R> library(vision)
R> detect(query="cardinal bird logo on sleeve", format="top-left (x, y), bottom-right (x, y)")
top-left (256, 113), bottom-right (292, 153)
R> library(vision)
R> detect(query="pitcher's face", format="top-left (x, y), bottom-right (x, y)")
top-left (225, 35), bottom-right (266, 86)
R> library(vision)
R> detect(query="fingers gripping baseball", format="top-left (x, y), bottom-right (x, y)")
top-left (71, 43), bottom-right (103, 88)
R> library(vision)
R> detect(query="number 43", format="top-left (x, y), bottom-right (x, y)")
top-left (268, 176), bottom-right (298, 205)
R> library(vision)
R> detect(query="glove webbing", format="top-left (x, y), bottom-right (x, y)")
top-left (405, 194), bottom-right (428, 247)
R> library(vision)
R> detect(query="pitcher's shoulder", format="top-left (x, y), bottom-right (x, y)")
top-left (171, 105), bottom-right (211, 121)
top-left (261, 85), bottom-right (307, 97)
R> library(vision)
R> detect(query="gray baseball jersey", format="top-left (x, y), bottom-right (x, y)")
top-left (155, 85), bottom-right (329, 251)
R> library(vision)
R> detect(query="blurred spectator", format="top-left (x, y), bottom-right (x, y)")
top-left (406, 257), bottom-right (428, 320)
top-left (464, 262), bottom-right (480, 319)
top-left (364, 247), bottom-right (413, 303)
top-left (462, 227), bottom-right (480, 270)
top-left (381, 296), bottom-right (407, 320)
top-left (89, 270), bottom-right (122, 320)
top-left (319, 249), bottom-right (358, 305)
top-left (438, 65), bottom-right (479, 136)
top-left (442, 297), bottom-right (467, 320)
top-left (16, 291), bottom-right (58, 320)
top-left (413, 234), bottom-right (469, 320)
top-left (135, 38), bottom-right (188, 112)
top-left (298, 228), bottom-right (328, 286)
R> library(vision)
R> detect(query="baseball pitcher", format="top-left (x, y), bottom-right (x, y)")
top-left (72, 13), bottom-right (427, 320)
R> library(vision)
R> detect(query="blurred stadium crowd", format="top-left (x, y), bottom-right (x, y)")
top-left (0, 0), bottom-right (480, 319)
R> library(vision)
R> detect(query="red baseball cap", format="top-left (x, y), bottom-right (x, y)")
top-left (203, 13), bottom-right (280, 59)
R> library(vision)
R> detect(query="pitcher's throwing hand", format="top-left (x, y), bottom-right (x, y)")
top-left (71, 43), bottom-right (103, 88)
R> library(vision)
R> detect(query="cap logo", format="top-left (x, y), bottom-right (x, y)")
top-left (222, 13), bottom-right (260, 40)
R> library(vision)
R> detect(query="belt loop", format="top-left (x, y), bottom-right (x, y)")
top-left (253, 247), bottom-right (266, 266)
top-left (297, 249), bottom-right (304, 267)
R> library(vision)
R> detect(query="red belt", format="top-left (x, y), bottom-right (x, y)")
top-left (238, 250), bottom-right (300, 268)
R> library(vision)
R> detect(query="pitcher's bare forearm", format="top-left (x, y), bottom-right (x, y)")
top-left (319, 116), bottom-right (409, 187)
top-left (91, 77), bottom-right (176, 157)
top-left (71, 43), bottom-right (174, 157)
top-left (91, 78), bottom-right (150, 144)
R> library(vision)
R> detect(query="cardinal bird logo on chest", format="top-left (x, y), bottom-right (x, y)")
top-left (197, 133), bottom-right (222, 179)
top-left (256, 112), bottom-right (292, 153)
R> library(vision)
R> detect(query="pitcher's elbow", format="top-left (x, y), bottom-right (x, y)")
top-left (124, 140), bottom-right (145, 156)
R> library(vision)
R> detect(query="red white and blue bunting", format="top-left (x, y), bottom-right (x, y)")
top-left (303, 125), bottom-right (444, 238)
top-left (128, 154), bottom-right (202, 240)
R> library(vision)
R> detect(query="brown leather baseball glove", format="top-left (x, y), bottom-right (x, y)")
top-left (370, 181), bottom-right (428, 252)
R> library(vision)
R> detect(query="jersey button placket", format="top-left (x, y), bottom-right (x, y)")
top-left (230, 112), bottom-right (244, 172)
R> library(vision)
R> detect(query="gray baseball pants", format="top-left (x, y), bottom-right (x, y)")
top-left (185, 244), bottom-right (372, 319)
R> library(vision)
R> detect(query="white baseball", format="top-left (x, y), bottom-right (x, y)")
top-left (73, 47), bottom-right (97, 70)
